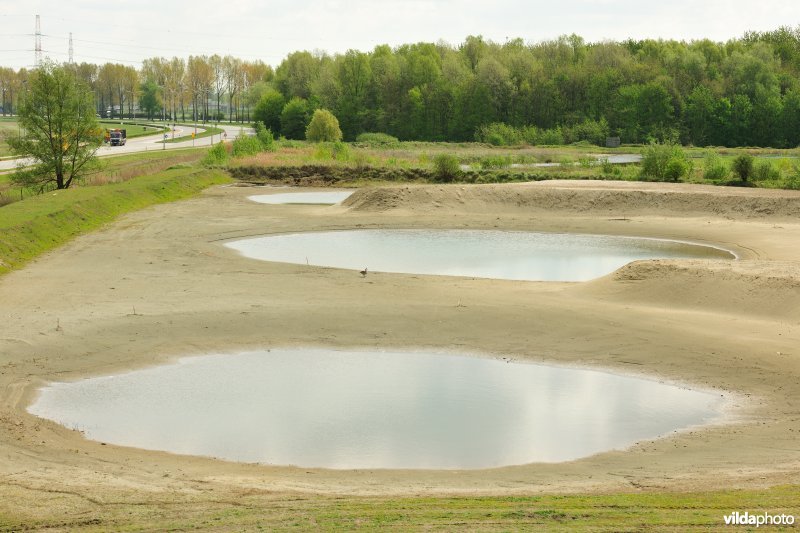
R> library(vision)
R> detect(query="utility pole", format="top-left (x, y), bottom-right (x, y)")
top-left (68, 33), bottom-right (74, 64)
top-left (34, 15), bottom-right (42, 67)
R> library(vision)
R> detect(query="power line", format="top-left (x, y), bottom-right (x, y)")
top-left (34, 15), bottom-right (42, 67)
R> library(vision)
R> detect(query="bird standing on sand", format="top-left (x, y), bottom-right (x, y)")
top-left (360, 267), bottom-right (368, 277)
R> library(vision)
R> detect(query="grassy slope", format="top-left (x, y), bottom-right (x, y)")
top-left (0, 485), bottom-right (796, 531)
top-left (0, 165), bottom-right (230, 275)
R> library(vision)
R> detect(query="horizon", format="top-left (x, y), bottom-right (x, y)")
top-left (1, 0), bottom-right (798, 70)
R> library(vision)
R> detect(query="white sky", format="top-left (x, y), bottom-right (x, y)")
top-left (1, 0), bottom-right (798, 69)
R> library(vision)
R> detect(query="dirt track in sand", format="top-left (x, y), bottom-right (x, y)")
top-left (0, 180), bottom-right (799, 512)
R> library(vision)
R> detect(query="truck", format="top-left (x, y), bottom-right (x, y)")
top-left (106, 128), bottom-right (127, 146)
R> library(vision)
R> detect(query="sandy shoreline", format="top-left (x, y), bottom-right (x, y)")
top-left (1, 180), bottom-right (799, 510)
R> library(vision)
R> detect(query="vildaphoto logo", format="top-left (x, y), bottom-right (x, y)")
top-left (723, 511), bottom-right (795, 527)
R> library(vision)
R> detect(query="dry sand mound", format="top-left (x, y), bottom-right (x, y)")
top-left (580, 259), bottom-right (800, 319)
top-left (344, 180), bottom-right (800, 220)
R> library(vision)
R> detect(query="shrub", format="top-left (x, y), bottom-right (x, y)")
top-left (355, 132), bottom-right (399, 144)
top-left (784, 165), bottom-right (800, 190)
top-left (201, 141), bottom-right (230, 166)
top-left (640, 143), bottom-right (692, 182)
top-left (561, 118), bottom-right (610, 146)
top-left (537, 128), bottom-right (564, 145)
top-left (599, 158), bottom-right (621, 177)
top-left (732, 154), bottom-right (755, 182)
top-left (305, 108), bottom-right (343, 142)
top-left (702, 152), bottom-right (729, 181)
top-left (254, 122), bottom-right (276, 151)
top-left (753, 160), bottom-right (780, 182)
top-left (331, 141), bottom-right (350, 161)
top-left (474, 123), bottom-right (523, 146)
top-left (480, 155), bottom-right (512, 169)
top-left (432, 153), bottom-right (462, 182)
top-left (231, 134), bottom-right (263, 157)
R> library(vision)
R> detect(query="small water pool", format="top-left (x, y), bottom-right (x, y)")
top-left (28, 349), bottom-right (726, 470)
top-left (224, 229), bottom-right (734, 281)
top-left (248, 191), bottom-right (354, 205)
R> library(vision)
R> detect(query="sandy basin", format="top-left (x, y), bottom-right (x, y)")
top-left (1, 180), bottom-right (799, 513)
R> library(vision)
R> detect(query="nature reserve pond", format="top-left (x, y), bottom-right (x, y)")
top-left (248, 191), bottom-right (354, 204)
top-left (224, 229), bottom-right (735, 281)
top-left (28, 349), bottom-right (726, 470)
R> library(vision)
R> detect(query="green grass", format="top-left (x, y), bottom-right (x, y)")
top-left (163, 123), bottom-right (226, 143)
top-left (0, 118), bottom-right (20, 157)
top-left (1, 485), bottom-right (796, 531)
top-left (0, 165), bottom-right (230, 275)
top-left (98, 120), bottom-right (167, 139)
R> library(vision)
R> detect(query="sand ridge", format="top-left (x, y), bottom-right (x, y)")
top-left (0, 180), bottom-right (799, 508)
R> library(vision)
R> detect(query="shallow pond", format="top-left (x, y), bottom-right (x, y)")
top-left (248, 191), bottom-right (354, 205)
top-left (224, 229), bottom-right (734, 281)
top-left (29, 349), bottom-right (726, 470)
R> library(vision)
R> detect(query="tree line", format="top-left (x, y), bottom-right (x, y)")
top-left (2, 27), bottom-right (800, 147)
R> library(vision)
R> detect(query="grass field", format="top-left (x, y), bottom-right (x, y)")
top-left (1, 485), bottom-right (797, 530)
top-left (163, 123), bottom-right (226, 143)
top-left (0, 117), bottom-right (19, 157)
top-left (98, 120), bottom-right (167, 139)
top-left (230, 140), bottom-right (800, 189)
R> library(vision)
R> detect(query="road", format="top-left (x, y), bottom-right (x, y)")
top-left (0, 123), bottom-right (254, 171)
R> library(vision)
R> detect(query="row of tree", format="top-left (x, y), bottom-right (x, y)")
top-left (2, 27), bottom-right (800, 147)
top-left (0, 56), bottom-right (273, 123)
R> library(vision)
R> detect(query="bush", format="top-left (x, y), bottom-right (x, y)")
top-left (201, 141), bottom-right (229, 166)
top-left (732, 154), bottom-right (755, 182)
top-left (753, 160), bottom-right (780, 182)
top-left (480, 155), bottom-right (513, 169)
top-left (474, 122), bottom-right (524, 146)
top-left (702, 152), bottom-right (729, 181)
top-left (355, 132), bottom-right (399, 144)
top-left (305, 108), bottom-right (343, 142)
top-left (561, 119), bottom-right (610, 146)
top-left (231, 134), bottom-right (263, 157)
top-left (313, 141), bottom-right (351, 161)
top-left (784, 165), bottom-right (800, 190)
top-left (432, 153), bottom-right (462, 182)
top-left (599, 158), bottom-right (621, 177)
top-left (254, 122), bottom-right (276, 151)
top-left (640, 143), bottom-right (692, 182)
top-left (537, 128), bottom-right (564, 145)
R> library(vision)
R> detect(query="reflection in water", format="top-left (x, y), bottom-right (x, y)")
top-left (248, 191), bottom-right (354, 205)
top-left (225, 229), bottom-right (734, 282)
top-left (29, 349), bottom-right (725, 470)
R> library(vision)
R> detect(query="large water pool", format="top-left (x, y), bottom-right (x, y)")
top-left (29, 348), bottom-right (726, 470)
top-left (224, 229), bottom-right (734, 281)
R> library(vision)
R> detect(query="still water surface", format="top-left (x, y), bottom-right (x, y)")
top-left (225, 229), bottom-right (734, 281)
top-left (29, 349), bottom-right (725, 469)
top-left (248, 191), bottom-right (354, 205)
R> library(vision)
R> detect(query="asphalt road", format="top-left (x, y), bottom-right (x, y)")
top-left (0, 123), bottom-right (254, 171)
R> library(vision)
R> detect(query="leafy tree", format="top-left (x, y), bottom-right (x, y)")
top-left (139, 79), bottom-right (162, 119)
top-left (305, 108), bottom-right (343, 142)
top-left (253, 90), bottom-right (285, 133)
top-left (280, 97), bottom-right (311, 139)
top-left (7, 62), bottom-right (102, 191)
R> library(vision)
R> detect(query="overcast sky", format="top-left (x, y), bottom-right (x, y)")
top-left (1, 0), bottom-right (798, 69)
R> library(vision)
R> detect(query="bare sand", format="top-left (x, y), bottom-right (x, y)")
top-left (1, 180), bottom-right (799, 516)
